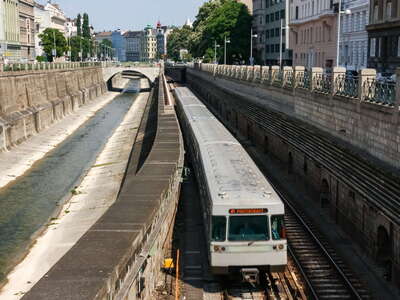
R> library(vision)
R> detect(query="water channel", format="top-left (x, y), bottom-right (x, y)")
top-left (0, 79), bottom-right (139, 282)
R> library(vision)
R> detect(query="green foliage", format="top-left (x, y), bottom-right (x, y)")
top-left (100, 39), bottom-right (112, 48)
top-left (83, 13), bottom-right (90, 39)
top-left (38, 28), bottom-right (67, 61)
top-left (76, 14), bottom-right (82, 37)
top-left (36, 55), bottom-right (47, 62)
top-left (69, 36), bottom-right (93, 61)
top-left (167, 26), bottom-right (193, 61)
top-left (167, 0), bottom-right (252, 64)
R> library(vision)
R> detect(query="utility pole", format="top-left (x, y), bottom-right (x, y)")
top-left (214, 40), bottom-right (220, 64)
top-left (52, 30), bottom-right (57, 61)
top-left (250, 28), bottom-right (257, 65)
top-left (336, 0), bottom-right (351, 67)
top-left (224, 36), bottom-right (230, 65)
top-left (280, 19), bottom-right (283, 68)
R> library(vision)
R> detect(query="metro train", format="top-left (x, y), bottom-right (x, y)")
top-left (174, 87), bottom-right (287, 281)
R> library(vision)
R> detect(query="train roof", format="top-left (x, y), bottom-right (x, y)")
top-left (175, 87), bottom-right (283, 215)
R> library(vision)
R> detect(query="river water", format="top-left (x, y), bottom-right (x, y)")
top-left (0, 79), bottom-right (139, 282)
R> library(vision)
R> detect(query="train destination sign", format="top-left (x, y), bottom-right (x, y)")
top-left (229, 208), bottom-right (268, 214)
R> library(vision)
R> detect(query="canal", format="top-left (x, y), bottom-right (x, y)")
top-left (0, 79), bottom-right (139, 282)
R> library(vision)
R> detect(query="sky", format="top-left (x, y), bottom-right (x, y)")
top-left (40, 0), bottom-right (208, 31)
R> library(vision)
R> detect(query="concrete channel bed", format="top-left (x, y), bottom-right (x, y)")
top-left (22, 72), bottom-right (184, 300)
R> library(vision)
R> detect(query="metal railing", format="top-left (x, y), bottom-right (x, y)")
top-left (363, 78), bottom-right (396, 106)
top-left (314, 73), bottom-right (332, 94)
top-left (335, 74), bottom-right (359, 98)
top-left (193, 64), bottom-right (398, 107)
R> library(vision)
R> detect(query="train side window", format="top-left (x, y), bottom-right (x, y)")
top-left (211, 216), bottom-right (226, 242)
top-left (271, 215), bottom-right (286, 240)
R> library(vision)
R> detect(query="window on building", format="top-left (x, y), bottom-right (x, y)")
top-left (275, 11), bottom-right (280, 20)
top-left (266, 45), bottom-right (270, 53)
top-left (260, 15), bottom-right (263, 24)
top-left (296, 6), bottom-right (299, 19)
top-left (281, 9), bottom-right (285, 19)
top-left (266, 14), bottom-right (270, 23)
top-left (398, 37), bottom-right (400, 57)
top-left (275, 44), bottom-right (280, 52)
top-left (266, 30), bottom-right (270, 38)
top-left (386, 1), bottom-right (392, 19)
top-left (374, 4), bottom-right (379, 21)
top-left (370, 38), bottom-right (376, 57)
top-left (275, 28), bottom-right (280, 36)
top-left (271, 13), bottom-right (275, 22)
top-left (271, 28), bottom-right (275, 37)
top-left (266, 0), bottom-right (270, 7)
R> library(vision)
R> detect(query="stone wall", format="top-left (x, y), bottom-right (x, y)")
top-left (0, 67), bottom-right (108, 151)
top-left (191, 64), bottom-right (400, 171)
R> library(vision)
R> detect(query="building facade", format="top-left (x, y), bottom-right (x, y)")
top-left (111, 30), bottom-right (126, 61)
top-left (45, 2), bottom-right (66, 34)
top-left (366, 0), bottom-right (400, 73)
top-left (0, 0), bottom-right (21, 62)
top-left (240, 0), bottom-right (254, 13)
top-left (34, 1), bottom-right (66, 60)
top-left (339, 0), bottom-right (369, 70)
top-left (124, 31), bottom-right (142, 61)
top-left (141, 25), bottom-right (157, 62)
top-left (253, 0), bottom-right (292, 65)
top-left (289, 0), bottom-right (338, 69)
top-left (19, 0), bottom-right (35, 62)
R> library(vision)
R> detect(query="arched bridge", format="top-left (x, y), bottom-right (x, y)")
top-left (102, 66), bottom-right (160, 83)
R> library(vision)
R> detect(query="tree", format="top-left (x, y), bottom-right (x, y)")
top-left (194, 0), bottom-right (252, 64)
top-left (76, 14), bottom-right (82, 37)
top-left (167, 26), bottom-right (193, 61)
top-left (38, 28), bottom-right (67, 62)
top-left (82, 13), bottom-right (90, 39)
top-left (98, 39), bottom-right (113, 60)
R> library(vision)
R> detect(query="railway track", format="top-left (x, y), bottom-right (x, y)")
top-left (228, 93), bottom-right (400, 227)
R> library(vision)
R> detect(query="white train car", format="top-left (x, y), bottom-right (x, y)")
top-left (174, 87), bottom-right (287, 278)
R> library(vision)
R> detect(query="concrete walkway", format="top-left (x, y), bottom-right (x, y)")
top-left (0, 80), bottom-right (129, 191)
top-left (0, 91), bottom-right (149, 300)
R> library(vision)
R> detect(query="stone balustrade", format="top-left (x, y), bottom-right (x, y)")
top-left (196, 63), bottom-right (399, 108)
top-left (0, 61), bottom-right (117, 74)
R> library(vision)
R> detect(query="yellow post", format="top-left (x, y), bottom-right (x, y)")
top-left (175, 249), bottom-right (180, 300)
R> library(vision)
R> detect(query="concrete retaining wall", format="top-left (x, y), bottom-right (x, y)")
top-left (187, 67), bottom-right (400, 171)
top-left (0, 67), bottom-right (111, 151)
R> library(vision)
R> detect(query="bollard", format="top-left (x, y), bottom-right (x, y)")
top-left (270, 66), bottom-right (279, 85)
top-left (358, 69), bottom-right (376, 102)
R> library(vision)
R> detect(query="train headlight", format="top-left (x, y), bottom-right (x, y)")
top-left (221, 247), bottom-right (226, 252)
top-left (278, 244), bottom-right (284, 250)
top-left (213, 245), bottom-right (220, 252)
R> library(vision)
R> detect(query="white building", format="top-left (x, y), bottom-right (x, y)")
top-left (65, 18), bottom-right (77, 37)
top-left (0, 0), bottom-right (21, 62)
top-left (339, 0), bottom-right (369, 71)
top-left (34, 1), bottom-right (66, 59)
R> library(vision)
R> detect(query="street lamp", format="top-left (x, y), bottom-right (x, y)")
top-left (224, 36), bottom-right (231, 65)
top-left (250, 28), bottom-right (258, 65)
top-left (336, 0), bottom-right (351, 67)
top-left (279, 19), bottom-right (290, 68)
top-left (214, 40), bottom-right (220, 64)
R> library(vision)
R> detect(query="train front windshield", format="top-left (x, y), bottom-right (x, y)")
top-left (228, 216), bottom-right (269, 241)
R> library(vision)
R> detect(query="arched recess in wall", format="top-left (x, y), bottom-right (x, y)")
top-left (247, 121), bottom-right (254, 144)
top-left (288, 152), bottom-right (293, 174)
top-left (264, 136), bottom-right (269, 154)
top-left (376, 225), bottom-right (392, 281)
top-left (320, 178), bottom-right (330, 208)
